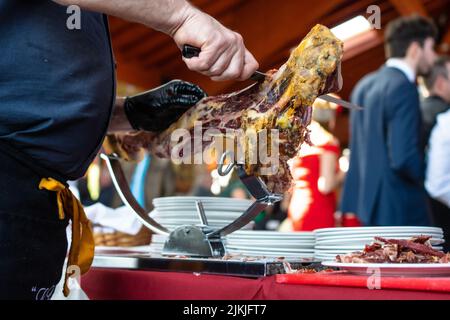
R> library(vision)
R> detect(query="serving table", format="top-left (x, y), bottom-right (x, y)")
top-left (81, 255), bottom-right (450, 300)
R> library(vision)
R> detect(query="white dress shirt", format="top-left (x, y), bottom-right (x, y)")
top-left (426, 109), bottom-right (450, 208)
top-left (386, 58), bottom-right (416, 83)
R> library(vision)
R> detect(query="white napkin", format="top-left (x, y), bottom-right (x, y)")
top-left (84, 203), bottom-right (144, 235)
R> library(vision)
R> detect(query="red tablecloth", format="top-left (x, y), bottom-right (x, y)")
top-left (81, 268), bottom-right (450, 300)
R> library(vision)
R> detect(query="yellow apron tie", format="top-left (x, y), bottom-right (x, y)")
top-left (39, 177), bottom-right (95, 297)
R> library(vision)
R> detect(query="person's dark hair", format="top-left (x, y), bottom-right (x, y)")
top-left (385, 15), bottom-right (438, 59)
top-left (425, 56), bottom-right (450, 90)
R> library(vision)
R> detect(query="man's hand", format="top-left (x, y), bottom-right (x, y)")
top-left (123, 80), bottom-right (206, 132)
top-left (171, 7), bottom-right (259, 81)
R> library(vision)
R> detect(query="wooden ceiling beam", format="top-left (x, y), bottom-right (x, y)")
top-left (389, 0), bottom-right (428, 16)
top-left (218, 0), bottom-right (449, 97)
top-left (194, 0), bottom-right (245, 16)
top-left (441, 26), bottom-right (450, 53)
top-left (112, 25), bottom-right (153, 49)
top-left (159, 0), bottom-right (387, 74)
top-left (154, 0), bottom-right (349, 94)
top-left (118, 32), bottom-right (173, 60)
top-left (113, 0), bottom-right (243, 60)
top-left (135, 38), bottom-right (178, 61)
top-left (116, 60), bottom-right (161, 90)
top-left (108, 16), bottom-right (129, 33)
top-left (142, 44), bottom-right (181, 68)
top-left (111, 0), bottom-right (449, 93)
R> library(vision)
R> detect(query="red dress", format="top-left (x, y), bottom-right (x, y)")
top-left (288, 125), bottom-right (340, 231)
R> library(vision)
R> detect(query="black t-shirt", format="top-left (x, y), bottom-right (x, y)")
top-left (0, 1), bottom-right (115, 180)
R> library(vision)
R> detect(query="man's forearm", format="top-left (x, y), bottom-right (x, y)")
top-left (108, 97), bottom-right (134, 133)
top-left (53, 0), bottom-right (192, 36)
top-left (55, 0), bottom-right (259, 81)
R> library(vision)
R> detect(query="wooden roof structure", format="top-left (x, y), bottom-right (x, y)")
top-left (109, 0), bottom-right (450, 99)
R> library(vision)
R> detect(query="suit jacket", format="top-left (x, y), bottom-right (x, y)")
top-left (341, 66), bottom-right (430, 226)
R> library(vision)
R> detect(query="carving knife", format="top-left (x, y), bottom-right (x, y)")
top-left (182, 45), bottom-right (362, 110)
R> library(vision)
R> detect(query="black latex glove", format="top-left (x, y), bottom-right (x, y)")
top-left (124, 80), bottom-right (206, 132)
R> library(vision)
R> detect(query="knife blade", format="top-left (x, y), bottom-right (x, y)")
top-left (182, 45), bottom-right (362, 110)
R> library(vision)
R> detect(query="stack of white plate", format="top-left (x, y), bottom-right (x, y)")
top-left (149, 234), bottom-right (172, 254)
top-left (225, 230), bottom-right (315, 259)
top-left (149, 230), bottom-right (315, 259)
top-left (314, 226), bottom-right (446, 261)
top-left (149, 196), bottom-right (254, 231)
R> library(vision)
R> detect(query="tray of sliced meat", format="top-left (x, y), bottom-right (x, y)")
top-left (321, 236), bottom-right (450, 277)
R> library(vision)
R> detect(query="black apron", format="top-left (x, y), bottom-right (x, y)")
top-left (0, 1), bottom-right (113, 299)
top-left (0, 141), bottom-right (69, 300)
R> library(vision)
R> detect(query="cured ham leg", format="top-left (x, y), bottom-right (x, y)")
top-left (105, 24), bottom-right (344, 193)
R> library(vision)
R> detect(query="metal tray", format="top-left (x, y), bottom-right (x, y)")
top-left (92, 253), bottom-right (320, 278)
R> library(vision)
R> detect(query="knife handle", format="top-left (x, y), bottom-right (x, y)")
top-left (182, 44), bottom-right (266, 82)
top-left (182, 45), bottom-right (201, 59)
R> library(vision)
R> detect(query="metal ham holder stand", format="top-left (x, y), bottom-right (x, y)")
top-left (100, 151), bottom-right (283, 258)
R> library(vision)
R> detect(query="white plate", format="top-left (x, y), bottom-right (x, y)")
top-left (314, 226), bottom-right (443, 234)
top-left (154, 202), bottom-right (251, 206)
top-left (315, 251), bottom-right (357, 255)
top-left (314, 226), bottom-right (444, 232)
top-left (228, 236), bottom-right (315, 241)
top-left (231, 230), bottom-right (314, 237)
top-left (151, 215), bottom-right (245, 220)
top-left (315, 236), bottom-right (444, 243)
top-left (315, 245), bottom-right (370, 250)
top-left (229, 231), bottom-right (314, 239)
top-left (154, 203), bottom-right (251, 208)
top-left (151, 207), bottom-right (245, 215)
top-left (151, 240), bottom-right (314, 248)
top-left (229, 238), bottom-right (314, 243)
top-left (154, 200), bottom-right (251, 205)
top-left (154, 204), bottom-right (249, 208)
top-left (154, 196), bottom-right (253, 202)
top-left (226, 241), bottom-right (315, 247)
top-left (161, 223), bottom-right (253, 227)
top-left (154, 218), bottom-right (236, 223)
top-left (317, 234), bottom-right (443, 242)
top-left (226, 237), bottom-right (315, 242)
top-left (226, 250), bottom-right (314, 259)
top-left (161, 224), bottom-right (254, 230)
top-left (315, 250), bottom-right (363, 254)
top-left (315, 232), bottom-right (443, 239)
top-left (147, 245), bottom-right (316, 257)
top-left (315, 247), bottom-right (443, 254)
top-left (157, 221), bottom-right (255, 225)
top-left (226, 246), bottom-right (314, 253)
top-left (149, 244), bottom-right (163, 248)
top-left (316, 233), bottom-right (444, 240)
top-left (314, 254), bottom-right (336, 261)
top-left (315, 242), bottom-right (445, 248)
top-left (154, 199), bottom-right (252, 208)
top-left (315, 254), bottom-right (340, 257)
top-left (151, 211), bottom-right (245, 216)
top-left (322, 261), bottom-right (450, 276)
top-left (152, 230), bottom-right (314, 241)
top-left (315, 237), bottom-right (445, 246)
top-left (154, 207), bottom-right (250, 214)
top-left (316, 232), bottom-right (444, 240)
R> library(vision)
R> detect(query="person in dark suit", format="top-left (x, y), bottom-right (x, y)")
top-left (341, 16), bottom-right (438, 226)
